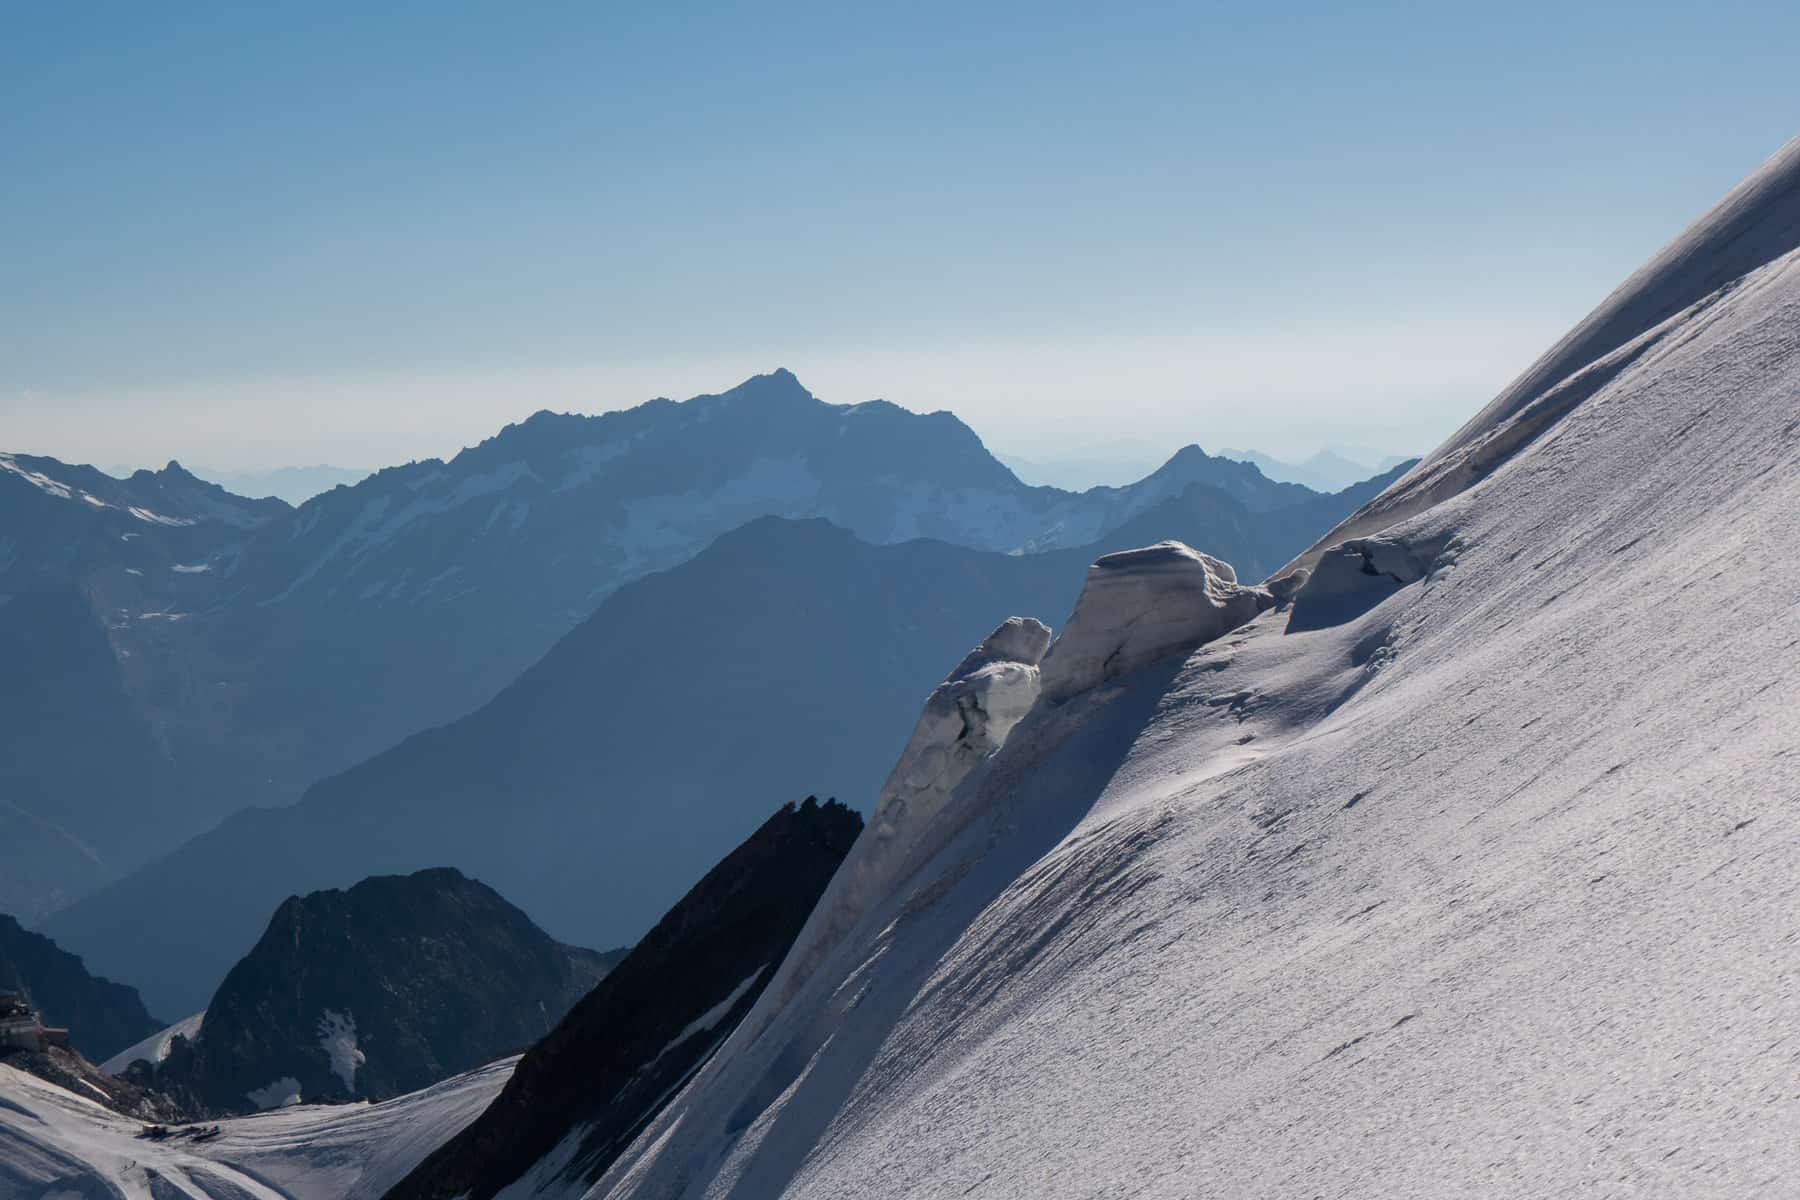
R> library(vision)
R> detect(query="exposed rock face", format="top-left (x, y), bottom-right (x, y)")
top-left (152, 868), bottom-right (620, 1114)
top-left (386, 797), bottom-right (863, 1200)
top-left (0, 914), bottom-right (159, 1062)
top-left (1039, 541), bottom-right (1271, 702)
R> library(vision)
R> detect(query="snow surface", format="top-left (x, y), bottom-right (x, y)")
top-left (247, 1076), bottom-right (304, 1110)
top-left (652, 967), bottom-right (770, 1067)
top-left (100, 1011), bottom-right (204, 1075)
top-left (316, 1009), bottom-right (366, 1094)
top-left (565, 136), bottom-right (1800, 1198)
top-left (0, 454), bottom-right (75, 500)
top-left (0, 1056), bottom-right (514, 1199)
top-left (1037, 541), bottom-right (1268, 702)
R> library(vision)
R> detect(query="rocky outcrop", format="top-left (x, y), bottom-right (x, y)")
top-left (386, 797), bottom-right (863, 1200)
top-left (1039, 541), bottom-right (1271, 702)
top-left (1, 1042), bottom-right (189, 1122)
top-left (151, 868), bottom-right (621, 1114)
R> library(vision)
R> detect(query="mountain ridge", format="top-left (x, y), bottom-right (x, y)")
top-left (145, 867), bottom-right (620, 1114)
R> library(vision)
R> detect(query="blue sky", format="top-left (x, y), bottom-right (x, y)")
top-left (4, 2), bottom-right (1797, 471)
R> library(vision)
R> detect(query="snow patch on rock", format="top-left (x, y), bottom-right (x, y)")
top-left (1038, 541), bottom-right (1270, 702)
top-left (101, 1011), bottom-right (205, 1075)
top-left (317, 1009), bottom-right (366, 1094)
top-left (246, 1076), bottom-right (303, 1110)
top-left (755, 616), bottom-right (1051, 1023)
top-left (0, 454), bottom-right (74, 499)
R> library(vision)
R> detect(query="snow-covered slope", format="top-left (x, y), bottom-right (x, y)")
top-left (0, 1057), bottom-right (511, 1200)
top-left (102, 1011), bottom-right (205, 1076)
top-left (555, 137), bottom-right (1800, 1197)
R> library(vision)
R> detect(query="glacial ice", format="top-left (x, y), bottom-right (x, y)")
top-left (755, 616), bottom-right (1052, 1019)
top-left (1038, 540), bottom-right (1269, 702)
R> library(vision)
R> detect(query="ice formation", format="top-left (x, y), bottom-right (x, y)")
top-left (755, 616), bottom-right (1052, 1019)
top-left (1038, 540), bottom-right (1270, 702)
top-left (874, 615), bottom-right (1052, 838)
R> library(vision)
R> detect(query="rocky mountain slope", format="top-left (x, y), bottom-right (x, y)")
top-left (548, 134), bottom-right (1800, 1200)
top-left (388, 797), bottom-right (863, 1200)
top-left (0, 913), bottom-right (160, 1061)
top-left (0, 798), bottom-right (859, 1200)
top-left (144, 869), bottom-right (619, 1113)
top-left (48, 461), bottom-right (1400, 1020)
top-left (0, 458), bottom-right (286, 916)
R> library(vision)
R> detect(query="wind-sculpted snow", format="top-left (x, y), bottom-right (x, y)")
top-left (100, 1012), bottom-right (206, 1076)
top-left (1038, 541), bottom-right (1270, 702)
top-left (753, 618), bottom-right (1052, 1027)
top-left (564, 136), bottom-right (1800, 1198)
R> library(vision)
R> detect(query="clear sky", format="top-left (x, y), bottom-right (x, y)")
top-left (5, 2), bottom-right (1797, 471)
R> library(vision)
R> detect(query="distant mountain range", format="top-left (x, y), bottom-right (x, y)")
top-left (3, 370), bottom-right (1406, 931)
top-left (46, 455), bottom-right (1407, 1018)
top-left (187, 464), bottom-right (373, 506)
top-left (0, 458), bottom-right (288, 916)
top-left (1216, 446), bottom-right (1416, 492)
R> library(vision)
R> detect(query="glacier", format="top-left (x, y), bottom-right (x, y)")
top-left (0, 1057), bottom-right (513, 1199)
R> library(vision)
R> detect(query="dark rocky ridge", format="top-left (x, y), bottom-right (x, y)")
top-left (388, 796), bottom-right (864, 1200)
top-left (151, 868), bottom-right (621, 1114)
top-left (0, 913), bottom-right (160, 1061)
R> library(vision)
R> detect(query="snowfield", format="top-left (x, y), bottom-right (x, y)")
top-left (562, 136), bottom-right (1800, 1198)
top-left (0, 1057), bottom-right (513, 1199)
top-left (100, 1011), bottom-right (205, 1076)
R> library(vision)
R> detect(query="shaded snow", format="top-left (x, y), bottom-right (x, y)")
top-left (127, 505), bottom-right (196, 526)
top-left (0, 1057), bottom-right (513, 1199)
top-left (0, 454), bottom-right (74, 499)
top-left (650, 967), bottom-right (770, 1066)
top-left (100, 1010), bottom-right (204, 1075)
top-left (247, 1076), bottom-right (303, 1110)
top-left (316, 1009), bottom-right (365, 1094)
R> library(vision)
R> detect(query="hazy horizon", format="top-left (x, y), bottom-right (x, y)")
top-left (7, 4), bottom-right (1797, 472)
